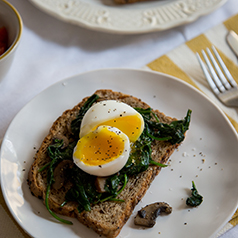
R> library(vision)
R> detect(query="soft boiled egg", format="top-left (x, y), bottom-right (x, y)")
top-left (80, 100), bottom-right (144, 143)
top-left (73, 125), bottom-right (130, 177)
top-left (73, 100), bottom-right (145, 177)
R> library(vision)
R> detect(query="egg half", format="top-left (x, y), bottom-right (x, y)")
top-left (73, 100), bottom-right (145, 177)
top-left (80, 100), bottom-right (144, 143)
top-left (73, 125), bottom-right (130, 176)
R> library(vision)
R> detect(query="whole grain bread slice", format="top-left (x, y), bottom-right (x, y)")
top-left (28, 89), bottom-right (181, 238)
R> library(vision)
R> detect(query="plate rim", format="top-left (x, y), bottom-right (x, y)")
top-left (27, 0), bottom-right (228, 34)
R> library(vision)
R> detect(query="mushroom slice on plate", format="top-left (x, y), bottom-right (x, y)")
top-left (134, 202), bottom-right (172, 227)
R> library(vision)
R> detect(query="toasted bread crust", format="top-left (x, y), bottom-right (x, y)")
top-left (28, 89), bottom-right (179, 238)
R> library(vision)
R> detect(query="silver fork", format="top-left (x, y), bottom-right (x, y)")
top-left (196, 46), bottom-right (238, 107)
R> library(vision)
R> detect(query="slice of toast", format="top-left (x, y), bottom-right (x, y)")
top-left (28, 89), bottom-right (182, 238)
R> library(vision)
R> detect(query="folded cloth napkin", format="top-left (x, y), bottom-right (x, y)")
top-left (1, 14), bottom-right (238, 238)
top-left (146, 14), bottom-right (238, 237)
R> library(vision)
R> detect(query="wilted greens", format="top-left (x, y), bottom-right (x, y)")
top-left (186, 181), bottom-right (203, 207)
top-left (40, 94), bottom-right (192, 223)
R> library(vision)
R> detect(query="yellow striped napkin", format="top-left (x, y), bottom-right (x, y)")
top-left (146, 14), bottom-right (238, 237)
top-left (147, 14), bottom-right (238, 133)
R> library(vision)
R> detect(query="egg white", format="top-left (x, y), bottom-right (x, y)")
top-left (79, 100), bottom-right (144, 142)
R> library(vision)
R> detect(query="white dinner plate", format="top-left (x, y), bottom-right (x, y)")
top-left (1, 68), bottom-right (238, 238)
top-left (28, 0), bottom-right (228, 34)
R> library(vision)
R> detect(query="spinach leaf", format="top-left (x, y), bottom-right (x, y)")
top-left (44, 139), bottom-right (73, 224)
top-left (120, 140), bottom-right (151, 175)
top-left (104, 173), bottom-right (128, 196)
top-left (71, 94), bottom-right (99, 138)
top-left (104, 174), bottom-right (121, 195)
top-left (136, 108), bottom-right (192, 145)
top-left (186, 181), bottom-right (203, 207)
top-left (59, 141), bottom-right (77, 159)
top-left (65, 167), bottom-right (128, 213)
top-left (103, 174), bottom-right (128, 202)
top-left (65, 167), bottom-right (93, 212)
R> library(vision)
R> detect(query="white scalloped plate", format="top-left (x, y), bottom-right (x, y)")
top-left (28, 0), bottom-right (228, 34)
top-left (1, 69), bottom-right (238, 238)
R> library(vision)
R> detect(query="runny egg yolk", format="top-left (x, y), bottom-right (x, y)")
top-left (91, 114), bottom-right (142, 143)
top-left (75, 126), bottom-right (125, 166)
top-left (73, 125), bottom-right (130, 176)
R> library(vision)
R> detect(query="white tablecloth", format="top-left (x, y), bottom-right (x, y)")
top-left (1, 0), bottom-right (238, 237)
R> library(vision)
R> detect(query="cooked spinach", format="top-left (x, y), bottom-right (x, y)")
top-left (59, 141), bottom-right (77, 159)
top-left (120, 138), bottom-right (151, 175)
top-left (44, 139), bottom-right (73, 224)
top-left (65, 167), bottom-right (93, 212)
top-left (104, 173), bottom-right (128, 196)
top-left (42, 94), bottom-right (192, 221)
top-left (120, 108), bottom-right (192, 176)
top-left (135, 107), bottom-right (192, 145)
top-left (71, 94), bottom-right (99, 138)
top-left (65, 167), bottom-right (128, 213)
top-left (186, 181), bottom-right (203, 207)
top-left (104, 174), bottom-right (121, 195)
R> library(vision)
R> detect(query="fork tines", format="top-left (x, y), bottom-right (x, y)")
top-left (196, 46), bottom-right (237, 95)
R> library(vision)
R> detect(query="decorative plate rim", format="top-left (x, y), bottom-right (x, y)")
top-left (28, 0), bottom-right (228, 34)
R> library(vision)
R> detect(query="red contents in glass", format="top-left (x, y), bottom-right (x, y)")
top-left (0, 27), bottom-right (8, 56)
